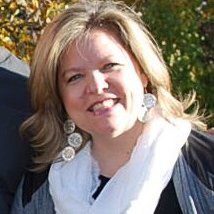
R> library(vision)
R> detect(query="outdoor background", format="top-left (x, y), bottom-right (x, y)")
top-left (0, 0), bottom-right (213, 126)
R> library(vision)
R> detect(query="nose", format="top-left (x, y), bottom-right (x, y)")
top-left (86, 70), bottom-right (109, 94)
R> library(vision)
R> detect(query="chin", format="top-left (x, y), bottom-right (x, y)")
top-left (88, 124), bottom-right (123, 139)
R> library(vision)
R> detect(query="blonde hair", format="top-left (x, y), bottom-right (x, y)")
top-left (21, 0), bottom-right (206, 171)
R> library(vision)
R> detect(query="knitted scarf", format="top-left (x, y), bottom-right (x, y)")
top-left (49, 116), bottom-right (191, 214)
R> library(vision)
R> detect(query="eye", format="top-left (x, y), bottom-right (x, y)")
top-left (101, 63), bottom-right (122, 73)
top-left (67, 73), bottom-right (84, 83)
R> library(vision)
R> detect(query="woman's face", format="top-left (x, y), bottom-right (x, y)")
top-left (58, 30), bottom-right (147, 139)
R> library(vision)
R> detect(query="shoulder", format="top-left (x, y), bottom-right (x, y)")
top-left (181, 129), bottom-right (214, 190)
top-left (0, 47), bottom-right (30, 77)
top-left (22, 168), bottom-right (50, 206)
top-left (11, 168), bottom-right (54, 214)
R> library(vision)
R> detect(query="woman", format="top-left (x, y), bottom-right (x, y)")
top-left (11, 1), bottom-right (214, 213)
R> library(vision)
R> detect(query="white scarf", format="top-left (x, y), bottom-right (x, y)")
top-left (49, 116), bottom-right (191, 214)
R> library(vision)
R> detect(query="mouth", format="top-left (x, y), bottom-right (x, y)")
top-left (87, 98), bottom-right (120, 113)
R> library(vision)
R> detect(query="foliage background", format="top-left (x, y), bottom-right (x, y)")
top-left (0, 0), bottom-right (213, 126)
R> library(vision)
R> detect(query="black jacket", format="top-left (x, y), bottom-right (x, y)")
top-left (0, 48), bottom-right (31, 213)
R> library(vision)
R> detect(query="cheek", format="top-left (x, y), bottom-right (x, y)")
top-left (113, 69), bottom-right (144, 104)
top-left (124, 69), bottom-right (145, 95)
top-left (60, 89), bottom-right (81, 115)
top-left (125, 76), bottom-right (144, 109)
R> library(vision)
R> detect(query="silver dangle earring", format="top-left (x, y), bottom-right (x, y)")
top-left (138, 93), bottom-right (157, 123)
top-left (143, 93), bottom-right (157, 109)
top-left (61, 119), bottom-right (83, 161)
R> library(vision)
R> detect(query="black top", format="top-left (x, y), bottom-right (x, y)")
top-left (155, 178), bottom-right (182, 214)
top-left (92, 175), bottom-right (182, 214)
top-left (92, 175), bottom-right (110, 200)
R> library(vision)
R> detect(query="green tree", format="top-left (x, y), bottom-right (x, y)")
top-left (142, 0), bottom-right (213, 125)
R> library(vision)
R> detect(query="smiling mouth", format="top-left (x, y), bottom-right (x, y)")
top-left (88, 98), bottom-right (120, 113)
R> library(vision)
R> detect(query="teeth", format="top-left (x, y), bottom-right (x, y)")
top-left (92, 99), bottom-right (115, 112)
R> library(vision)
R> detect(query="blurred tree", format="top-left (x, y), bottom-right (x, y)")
top-left (0, 0), bottom-right (75, 62)
top-left (141, 0), bottom-right (213, 125)
top-left (0, 0), bottom-right (213, 125)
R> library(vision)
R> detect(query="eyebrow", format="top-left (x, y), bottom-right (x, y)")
top-left (61, 67), bottom-right (85, 78)
top-left (60, 55), bottom-right (121, 77)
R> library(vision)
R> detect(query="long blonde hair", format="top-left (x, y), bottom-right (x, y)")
top-left (21, 0), bottom-right (206, 171)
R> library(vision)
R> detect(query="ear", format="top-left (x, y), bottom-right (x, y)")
top-left (133, 60), bottom-right (149, 88)
top-left (140, 72), bottom-right (148, 88)
top-left (132, 55), bottom-right (149, 88)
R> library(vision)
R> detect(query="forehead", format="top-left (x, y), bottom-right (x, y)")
top-left (60, 30), bottom-right (130, 67)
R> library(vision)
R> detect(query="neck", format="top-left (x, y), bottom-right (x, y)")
top-left (91, 121), bottom-right (144, 177)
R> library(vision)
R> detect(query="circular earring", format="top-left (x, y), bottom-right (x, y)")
top-left (61, 119), bottom-right (83, 161)
top-left (61, 146), bottom-right (75, 162)
top-left (138, 93), bottom-right (157, 123)
top-left (143, 93), bottom-right (157, 109)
